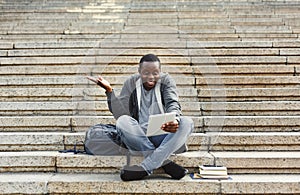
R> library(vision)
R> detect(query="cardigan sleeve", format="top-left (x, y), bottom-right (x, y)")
top-left (105, 79), bottom-right (132, 120)
top-left (161, 74), bottom-right (182, 122)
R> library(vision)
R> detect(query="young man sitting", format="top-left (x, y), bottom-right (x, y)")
top-left (88, 54), bottom-right (194, 181)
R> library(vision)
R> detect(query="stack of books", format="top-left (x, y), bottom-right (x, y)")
top-left (195, 165), bottom-right (229, 179)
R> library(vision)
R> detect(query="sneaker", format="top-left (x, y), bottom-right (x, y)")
top-left (120, 165), bottom-right (148, 181)
top-left (162, 160), bottom-right (188, 180)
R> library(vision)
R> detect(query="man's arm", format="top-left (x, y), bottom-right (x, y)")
top-left (160, 74), bottom-right (182, 133)
top-left (86, 76), bottom-right (112, 92)
top-left (161, 74), bottom-right (182, 117)
top-left (87, 75), bottom-right (134, 120)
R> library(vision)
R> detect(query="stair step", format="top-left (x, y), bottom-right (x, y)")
top-left (0, 151), bottom-right (210, 173)
top-left (0, 76), bottom-right (195, 87)
top-left (195, 65), bottom-right (295, 76)
top-left (187, 41), bottom-right (273, 48)
top-left (10, 41), bottom-right (278, 49)
top-left (1, 65), bottom-right (295, 77)
top-left (0, 116), bottom-right (202, 132)
top-left (0, 56), bottom-right (191, 65)
top-left (213, 151), bottom-right (300, 174)
top-left (0, 151), bottom-right (299, 174)
top-left (7, 47), bottom-right (292, 57)
top-left (197, 76), bottom-right (300, 88)
top-left (199, 88), bottom-right (300, 101)
top-left (0, 132), bottom-right (65, 151)
top-left (0, 42), bottom-right (13, 49)
top-left (235, 26), bottom-right (292, 34)
top-left (0, 101), bottom-right (201, 116)
top-left (6, 40), bottom-right (299, 49)
top-left (0, 65), bottom-right (192, 75)
top-left (202, 101), bottom-right (300, 116)
top-left (1, 115), bottom-right (300, 132)
top-left (206, 132), bottom-right (300, 151)
top-left (0, 116), bottom-right (116, 132)
top-left (192, 56), bottom-right (287, 65)
top-left (2, 75), bottom-right (299, 88)
top-left (0, 87), bottom-right (198, 102)
top-left (1, 173), bottom-right (299, 194)
top-left (203, 115), bottom-right (300, 132)
top-left (1, 131), bottom-right (298, 152)
top-left (4, 47), bottom-right (300, 58)
top-left (2, 101), bottom-right (300, 116)
top-left (13, 41), bottom-right (188, 49)
top-left (6, 48), bottom-right (191, 57)
top-left (64, 132), bottom-right (300, 152)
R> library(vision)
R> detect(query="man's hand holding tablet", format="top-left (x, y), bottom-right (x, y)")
top-left (146, 113), bottom-right (178, 137)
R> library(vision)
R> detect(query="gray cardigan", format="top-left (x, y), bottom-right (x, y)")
top-left (105, 73), bottom-right (182, 123)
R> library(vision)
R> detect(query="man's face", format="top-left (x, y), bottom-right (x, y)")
top-left (139, 61), bottom-right (161, 90)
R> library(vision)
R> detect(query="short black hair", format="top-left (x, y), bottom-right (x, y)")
top-left (139, 54), bottom-right (161, 69)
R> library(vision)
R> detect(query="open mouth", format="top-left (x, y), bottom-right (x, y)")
top-left (144, 80), bottom-right (156, 89)
top-left (147, 80), bottom-right (155, 86)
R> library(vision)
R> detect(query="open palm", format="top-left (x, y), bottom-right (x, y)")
top-left (87, 76), bottom-right (112, 92)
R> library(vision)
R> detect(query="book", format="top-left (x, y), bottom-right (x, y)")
top-left (196, 165), bottom-right (229, 180)
top-left (199, 165), bottom-right (228, 176)
top-left (199, 169), bottom-right (228, 176)
top-left (198, 174), bottom-right (229, 180)
top-left (199, 165), bottom-right (227, 171)
top-left (190, 173), bottom-right (229, 180)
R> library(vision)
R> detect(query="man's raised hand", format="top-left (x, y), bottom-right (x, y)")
top-left (87, 76), bottom-right (112, 92)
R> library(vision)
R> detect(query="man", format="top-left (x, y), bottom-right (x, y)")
top-left (87, 54), bottom-right (194, 181)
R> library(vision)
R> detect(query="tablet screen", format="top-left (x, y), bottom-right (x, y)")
top-left (146, 112), bottom-right (176, 137)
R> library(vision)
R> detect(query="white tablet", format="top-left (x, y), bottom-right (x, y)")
top-left (146, 112), bottom-right (176, 137)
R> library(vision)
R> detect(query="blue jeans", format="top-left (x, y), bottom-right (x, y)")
top-left (116, 115), bottom-right (194, 174)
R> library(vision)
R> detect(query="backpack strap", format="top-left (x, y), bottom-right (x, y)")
top-left (59, 141), bottom-right (86, 154)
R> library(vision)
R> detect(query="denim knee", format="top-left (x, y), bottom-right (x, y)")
top-left (179, 116), bottom-right (194, 134)
top-left (116, 115), bottom-right (133, 129)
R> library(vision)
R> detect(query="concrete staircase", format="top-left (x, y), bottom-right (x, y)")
top-left (1, 0), bottom-right (300, 194)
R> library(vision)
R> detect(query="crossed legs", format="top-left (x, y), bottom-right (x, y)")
top-left (116, 115), bottom-right (194, 181)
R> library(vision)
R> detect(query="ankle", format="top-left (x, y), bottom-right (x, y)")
top-left (162, 161), bottom-right (188, 180)
top-left (120, 165), bottom-right (148, 181)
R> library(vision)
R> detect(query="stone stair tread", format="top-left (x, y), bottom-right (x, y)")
top-left (2, 100), bottom-right (300, 109)
top-left (2, 75), bottom-right (300, 88)
top-left (4, 100), bottom-right (300, 116)
top-left (0, 172), bottom-right (299, 194)
top-left (197, 76), bottom-right (300, 86)
top-left (0, 56), bottom-right (191, 65)
top-left (6, 48), bottom-right (287, 57)
top-left (0, 101), bottom-right (201, 116)
top-left (211, 151), bottom-right (300, 158)
top-left (195, 65), bottom-right (295, 75)
top-left (1, 131), bottom-right (299, 151)
top-left (11, 41), bottom-right (278, 49)
top-left (13, 41), bottom-right (188, 49)
top-left (6, 48), bottom-right (190, 57)
top-left (202, 101), bottom-right (300, 110)
top-left (1, 115), bottom-right (300, 132)
top-left (0, 151), bottom-right (299, 173)
top-left (208, 132), bottom-right (300, 151)
top-left (0, 75), bottom-right (195, 86)
top-left (2, 65), bottom-right (294, 76)
top-left (192, 56), bottom-right (287, 64)
top-left (199, 87), bottom-right (300, 99)
top-left (0, 88), bottom-right (197, 99)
